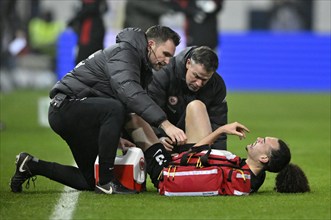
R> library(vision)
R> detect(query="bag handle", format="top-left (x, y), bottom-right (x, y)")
top-left (200, 146), bottom-right (212, 167)
top-left (180, 144), bottom-right (211, 166)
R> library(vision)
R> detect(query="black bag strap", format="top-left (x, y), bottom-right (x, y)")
top-left (200, 147), bottom-right (212, 167)
top-left (180, 145), bottom-right (211, 166)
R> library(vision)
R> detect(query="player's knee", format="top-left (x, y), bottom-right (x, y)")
top-left (186, 100), bottom-right (206, 113)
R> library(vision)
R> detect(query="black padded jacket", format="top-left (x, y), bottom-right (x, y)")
top-left (50, 27), bottom-right (167, 127)
top-left (147, 47), bottom-right (228, 149)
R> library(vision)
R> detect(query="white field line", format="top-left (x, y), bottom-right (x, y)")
top-left (49, 163), bottom-right (81, 220)
top-left (49, 186), bottom-right (80, 220)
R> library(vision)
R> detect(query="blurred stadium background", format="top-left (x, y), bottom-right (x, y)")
top-left (1, 0), bottom-right (330, 93)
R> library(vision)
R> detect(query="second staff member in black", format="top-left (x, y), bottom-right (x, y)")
top-left (148, 46), bottom-right (228, 152)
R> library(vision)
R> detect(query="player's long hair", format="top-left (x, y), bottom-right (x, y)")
top-left (265, 139), bottom-right (310, 193)
top-left (274, 163), bottom-right (310, 193)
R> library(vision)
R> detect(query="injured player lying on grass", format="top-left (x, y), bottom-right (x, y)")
top-left (124, 100), bottom-right (310, 195)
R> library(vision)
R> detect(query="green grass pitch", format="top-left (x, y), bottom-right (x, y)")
top-left (0, 89), bottom-right (330, 219)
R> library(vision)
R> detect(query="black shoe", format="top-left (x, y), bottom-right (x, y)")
top-left (95, 179), bottom-right (138, 195)
top-left (10, 152), bottom-right (36, 193)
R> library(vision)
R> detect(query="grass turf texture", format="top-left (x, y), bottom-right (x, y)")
top-left (0, 89), bottom-right (330, 220)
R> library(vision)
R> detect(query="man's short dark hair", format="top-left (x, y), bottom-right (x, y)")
top-left (146, 25), bottom-right (181, 46)
top-left (265, 139), bottom-right (291, 173)
top-left (190, 46), bottom-right (219, 73)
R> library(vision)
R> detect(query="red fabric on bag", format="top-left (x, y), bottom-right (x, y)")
top-left (158, 166), bottom-right (223, 196)
top-left (220, 164), bottom-right (251, 195)
top-left (159, 149), bottom-right (251, 196)
top-left (171, 149), bottom-right (241, 166)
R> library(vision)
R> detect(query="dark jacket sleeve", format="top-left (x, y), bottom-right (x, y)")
top-left (147, 65), bottom-right (172, 111)
top-left (202, 73), bottom-right (228, 149)
top-left (146, 62), bottom-right (173, 137)
top-left (105, 46), bottom-right (167, 127)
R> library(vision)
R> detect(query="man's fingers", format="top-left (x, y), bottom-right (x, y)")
top-left (160, 137), bottom-right (172, 144)
top-left (163, 142), bottom-right (174, 151)
top-left (175, 134), bottom-right (187, 145)
top-left (160, 137), bottom-right (174, 151)
top-left (237, 123), bottom-right (250, 133)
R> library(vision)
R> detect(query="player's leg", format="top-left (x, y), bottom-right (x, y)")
top-left (125, 114), bottom-right (171, 188)
top-left (185, 100), bottom-right (212, 143)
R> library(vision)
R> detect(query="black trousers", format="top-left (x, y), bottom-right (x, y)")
top-left (47, 96), bottom-right (125, 190)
